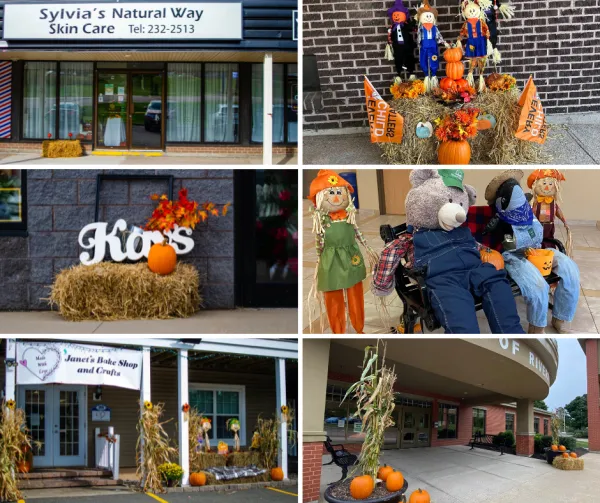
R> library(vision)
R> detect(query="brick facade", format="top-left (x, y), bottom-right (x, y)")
top-left (304, 0), bottom-right (600, 131)
top-left (586, 339), bottom-right (600, 452)
top-left (516, 434), bottom-right (535, 456)
top-left (303, 441), bottom-right (324, 503)
top-left (0, 169), bottom-right (235, 310)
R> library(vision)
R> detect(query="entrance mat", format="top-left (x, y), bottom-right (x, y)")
top-left (49, 262), bottom-right (200, 321)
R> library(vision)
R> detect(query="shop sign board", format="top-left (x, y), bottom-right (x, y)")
top-left (92, 405), bottom-right (112, 422)
top-left (3, 2), bottom-right (243, 41)
top-left (16, 342), bottom-right (143, 390)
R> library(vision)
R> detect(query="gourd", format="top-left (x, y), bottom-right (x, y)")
top-left (409, 488), bottom-right (431, 503)
top-left (148, 241), bottom-right (177, 275)
top-left (271, 467), bottom-right (284, 481)
top-left (189, 472), bottom-right (207, 486)
top-left (480, 247), bottom-right (504, 270)
top-left (377, 465), bottom-right (394, 482)
top-left (386, 471), bottom-right (405, 492)
top-left (350, 475), bottom-right (374, 500)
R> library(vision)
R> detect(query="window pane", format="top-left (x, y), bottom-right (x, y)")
top-left (251, 64), bottom-right (284, 143)
top-left (534, 417), bottom-right (540, 434)
top-left (167, 63), bottom-right (202, 142)
top-left (23, 62), bottom-right (57, 139)
top-left (473, 409), bottom-right (486, 436)
top-left (216, 416), bottom-right (238, 439)
top-left (204, 63), bottom-right (239, 143)
top-left (59, 62), bottom-right (93, 140)
top-left (287, 64), bottom-right (298, 143)
top-left (190, 390), bottom-right (214, 414)
top-left (216, 391), bottom-right (239, 415)
top-left (0, 170), bottom-right (23, 223)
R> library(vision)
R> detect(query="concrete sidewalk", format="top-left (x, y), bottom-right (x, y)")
top-left (304, 121), bottom-right (599, 165)
top-left (0, 308), bottom-right (298, 334)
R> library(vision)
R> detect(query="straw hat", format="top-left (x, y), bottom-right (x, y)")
top-left (417, 0), bottom-right (438, 20)
top-left (526, 169), bottom-right (566, 189)
top-left (484, 169), bottom-right (524, 204)
top-left (308, 170), bottom-right (354, 205)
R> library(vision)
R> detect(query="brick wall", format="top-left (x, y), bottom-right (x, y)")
top-left (0, 169), bottom-right (234, 310)
top-left (304, 0), bottom-right (600, 131)
top-left (303, 441), bottom-right (324, 503)
top-left (586, 339), bottom-right (600, 452)
top-left (483, 405), bottom-right (551, 436)
top-left (516, 433), bottom-right (535, 456)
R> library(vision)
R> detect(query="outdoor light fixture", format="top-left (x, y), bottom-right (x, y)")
top-left (94, 385), bottom-right (103, 401)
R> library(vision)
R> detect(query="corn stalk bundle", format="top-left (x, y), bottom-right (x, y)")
top-left (0, 405), bottom-right (32, 502)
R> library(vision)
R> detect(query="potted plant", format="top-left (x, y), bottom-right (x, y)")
top-left (158, 462), bottom-right (184, 488)
top-left (434, 108), bottom-right (480, 164)
top-left (324, 342), bottom-right (408, 503)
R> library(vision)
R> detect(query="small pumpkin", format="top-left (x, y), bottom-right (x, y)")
top-left (440, 77), bottom-right (458, 92)
top-left (409, 488), bottom-right (431, 503)
top-left (377, 465), bottom-right (394, 482)
top-left (559, 445), bottom-right (567, 452)
top-left (386, 471), bottom-right (405, 492)
top-left (189, 472), bottom-right (207, 486)
top-left (416, 121), bottom-right (433, 139)
top-left (438, 139), bottom-right (471, 165)
top-left (570, 452), bottom-right (578, 458)
top-left (148, 240), bottom-right (177, 275)
top-left (480, 247), bottom-right (504, 270)
top-left (271, 467), bottom-right (284, 481)
top-left (16, 460), bottom-right (31, 474)
top-left (443, 47), bottom-right (463, 62)
top-left (477, 113), bottom-right (497, 130)
top-left (551, 445), bottom-right (559, 452)
top-left (561, 452), bottom-right (569, 458)
top-left (455, 78), bottom-right (469, 92)
top-left (350, 475), bottom-right (374, 500)
top-left (446, 61), bottom-right (465, 80)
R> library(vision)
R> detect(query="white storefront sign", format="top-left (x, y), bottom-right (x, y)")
top-left (92, 405), bottom-right (112, 422)
top-left (16, 342), bottom-right (142, 390)
top-left (78, 219), bottom-right (194, 265)
top-left (3, 2), bottom-right (242, 41)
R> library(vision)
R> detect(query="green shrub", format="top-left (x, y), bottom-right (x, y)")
top-left (559, 436), bottom-right (576, 451)
top-left (493, 431), bottom-right (516, 448)
top-left (502, 430), bottom-right (516, 447)
top-left (534, 434), bottom-right (552, 454)
top-left (572, 429), bottom-right (588, 439)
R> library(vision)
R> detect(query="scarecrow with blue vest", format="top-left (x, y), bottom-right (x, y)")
top-left (387, 0), bottom-right (417, 81)
top-left (416, 0), bottom-right (449, 92)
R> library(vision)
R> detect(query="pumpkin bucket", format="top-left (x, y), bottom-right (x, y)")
top-left (526, 249), bottom-right (554, 276)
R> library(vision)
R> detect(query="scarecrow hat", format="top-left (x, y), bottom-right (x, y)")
top-left (388, 0), bottom-right (410, 22)
top-left (527, 169), bottom-right (566, 189)
top-left (308, 170), bottom-right (354, 205)
top-left (484, 169), bottom-right (524, 204)
top-left (417, 0), bottom-right (439, 20)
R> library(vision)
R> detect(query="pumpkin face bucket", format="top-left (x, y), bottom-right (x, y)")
top-left (526, 249), bottom-right (554, 276)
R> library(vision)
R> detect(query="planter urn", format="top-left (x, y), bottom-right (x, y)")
top-left (324, 479), bottom-right (408, 503)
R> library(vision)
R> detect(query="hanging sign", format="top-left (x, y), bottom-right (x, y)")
top-left (16, 342), bottom-right (142, 390)
top-left (92, 405), bottom-right (112, 422)
top-left (2, 2), bottom-right (243, 41)
top-left (79, 218), bottom-right (194, 265)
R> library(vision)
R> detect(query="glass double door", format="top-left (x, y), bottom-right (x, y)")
top-left (96, 71), bottom-right (164, 150)
top-left (18, 385), bottom-right (86, 467)
top-left (395, 406), bottom-right (431, 449)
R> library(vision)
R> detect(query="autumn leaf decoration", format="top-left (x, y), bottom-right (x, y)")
top-left (146, 188), bottom-right (231, 232)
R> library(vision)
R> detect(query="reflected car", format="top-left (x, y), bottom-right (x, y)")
top-left (144, 100), bottom-right (162, 132)
top-left (325, 417), bottom-right (340, 424)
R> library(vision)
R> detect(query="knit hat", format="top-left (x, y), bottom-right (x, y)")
top-left (484, 169), bottom-right (524, 204)
top-left (308, 170), bottom-right (354, 205)
top-left (417, 0), bottom-right (438, 20)
top-left (527, 169), bottom-right (566, 189)
top-left (388, 0), bottom-right (410, 22)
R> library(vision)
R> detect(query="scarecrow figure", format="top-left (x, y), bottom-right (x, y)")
top-left (481, 0), bottom-right (515, 49)
top-left (416, 0), bottom-right (449, 92)
top-left (527, 169), bottom-right (572, 257)
top-left (387, 0), bottom-right (417, 81)
top-left (227, 418), bottom-right (241, 452)
top-left (250, 431), bottom-right (261, 450)
top-left (457, 0), bottom-right (499, 91)
top-left (200, 417), bottom-right (212, 453)
top-left (308, 170), bottom-right (378, 334)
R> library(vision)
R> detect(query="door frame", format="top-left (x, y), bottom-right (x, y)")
top-left (18, 384), bottom-right (87, 468)
top-left (399, 405), bottom-right (432, 449)
top-left (93, 68), bottom-right (166, 151)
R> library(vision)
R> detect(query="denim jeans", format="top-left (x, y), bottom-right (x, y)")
top-left (503, 249), bottom-right (580, 327)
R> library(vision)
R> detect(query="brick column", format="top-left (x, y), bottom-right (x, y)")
top-left (516, 399), bottom-right (534, 456)
top-left (303, 442), bottom-right (324, 503)
top-left (586, 339), bottom-right (600, 452)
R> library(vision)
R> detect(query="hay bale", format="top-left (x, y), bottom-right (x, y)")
top-left (49, 262), bottom-right (200, 321)
top-left (204, 472), bottom-right (269, 486)
top-left (42, 140), bottom-right (83, 158)
top-left (193, 453), bottom-right (227, 471)
top-left (227, 451), bottom-right (261, 467)
top-left (552, 456), bottom-right (584, 470)
top-left (380, 88), bottom-right (552, 165)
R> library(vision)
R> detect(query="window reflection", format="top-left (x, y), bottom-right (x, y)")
top-left (0, 170), bottom-right (23, 222)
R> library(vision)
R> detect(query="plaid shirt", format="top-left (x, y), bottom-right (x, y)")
top-left (372, 234), bottom-right (414, 296)
top-left (463, 205), bottom-right (504, 251)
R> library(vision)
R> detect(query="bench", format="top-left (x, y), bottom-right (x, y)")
top-left (379, 220), bottom-right (563, 334)
top-left (323, 436), bottom-right (358, 482)
top-left (470, 433), bottom-right (508, 455)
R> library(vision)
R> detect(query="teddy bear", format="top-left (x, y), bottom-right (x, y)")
top-left (373, 168), bottom-right (524, 334)
top-left (483, 169), bottom-right (580, 334)
top-left (307, 170), bottom-right (378, 334)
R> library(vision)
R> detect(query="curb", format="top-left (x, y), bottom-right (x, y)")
top-left (164, 480), bottom-right (297, 493)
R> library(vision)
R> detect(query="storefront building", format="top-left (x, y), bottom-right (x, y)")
top-left (581, 338), bottom-right (600, 452)
top-left (1, 337), bottom-right (298, 487)
top-left (0, 0), bottom-right (298, 160)
top-left (303, 338), bottom-right (559, 503)
top-left (0, 168), bottom-right (298, 311)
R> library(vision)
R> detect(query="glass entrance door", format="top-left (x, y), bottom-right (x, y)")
top-left (97, 73), bottom-right (128, 149)
top-left (131, 72), bottom-right (163, 149)
top-left (19, 385), bottom-right (86, 467)
top-left (400, 407), bottom-right (431, 449)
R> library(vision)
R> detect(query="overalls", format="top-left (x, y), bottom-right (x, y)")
top-left (413, 227), bottom-right (523, 334)
top-left (501, 217), bottom-right (580, 327)
top-left (419, 26), bottom-right (440, 76)
top-left (318, 218), bottom-right (366, 334)
top-left (465, 20), bottom-right (487, 58)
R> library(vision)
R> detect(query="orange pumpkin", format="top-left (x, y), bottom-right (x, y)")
top-left (559, 445), bottom-right (567, 452)
top-left (438, 139), bottom-right (471, 165)
top-left (189, 472), bottom-right (207, 486)
top-left (409, 488), bottom-right (431, 503)
top-left (455, 78), bottom-right (469, 92)
top-left (271, 467), bottom-right (284, 481)
top-left (551, 445), bottom-right (559, 452)
top-left (440, 77), bottom-right (458, 92)
top-left (570, 452), bottom-right (578, 458)
top-left (148, 241), bottom-right (177, 275)
top-left (561, 452), bottom-right (569, 458)
top-left (16, 460), bottom-right (31, 474)
top-left (445, 61), bottom-right (465, 80)
top-left (386, 471), bottom-right (405, 492)
top-left (350, 475), bottom-right (374, 500)
top-left (480, 248), bottom-right (504, 270)
top-left (377, 465), bottom-right (394, 482)
top-left (443, 47), bottom-right (463, 62)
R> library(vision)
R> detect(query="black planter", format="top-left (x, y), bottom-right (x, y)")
top-left (544, 448), bottom-right (570, 465)
top-left (324, 480), bottom-right (408, 503)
